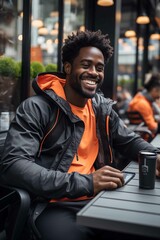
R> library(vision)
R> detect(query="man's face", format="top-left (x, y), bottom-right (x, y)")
top-left (67, 46), bottom-right (105, 99)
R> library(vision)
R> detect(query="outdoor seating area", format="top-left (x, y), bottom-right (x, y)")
top-left (1, 128), bottom-right (160, 239)
top-left (0, 0), bottom-right (160, 240)
top-left (125, 111), bottom-right (153, 142)
top-left (77, 161), bottom-right (160, 239)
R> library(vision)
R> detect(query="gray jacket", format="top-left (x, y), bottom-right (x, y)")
top-left (0, 73), bottom-right (157, 200)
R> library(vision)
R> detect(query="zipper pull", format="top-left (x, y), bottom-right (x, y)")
top-left (76, 153), bottom-right (79, 161)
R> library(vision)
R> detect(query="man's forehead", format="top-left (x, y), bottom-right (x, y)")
top-left (78, 47), bottom-right (104, 61)
top-left (79, 46), bottom-right (102, 54)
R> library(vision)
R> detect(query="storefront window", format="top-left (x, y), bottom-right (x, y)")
top-left (117, 4), bottom-right (137, 98)
top-left (0, 0), bottom-right (23, 131)
top-left (118, 37), bottom-right (136, 95)
top-left (63, 0), bottom-right (85, 39)
top-left (0, 0), bottom-right (85, 131)
top-left (30, 0), bottom-right (85, 73)
top-left (148, 35), bottom-right (160, 73)
top-left (31, 0), bottom-right (58, 67)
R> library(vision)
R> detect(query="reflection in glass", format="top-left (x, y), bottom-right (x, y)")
top-left (64, 0), bottom-right (85, 40)
top-left (31, 0), bottom-right (85, 74)
top-left (0, 0), bottom-right (22, 130)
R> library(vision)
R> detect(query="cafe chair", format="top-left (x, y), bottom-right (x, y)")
top-left (0, 184), bottom-right (31, 240)
top-left (126, 111), bottom-right (153, 142)
top-left (0, 131), bottom-right (44, 240)
top-left (126, 110), bottom-right (149, 128)
top-left (0, 131), bottom-right (8, 159)
top-left (0, 130), bottom-right (33, 240)
top-left (0, 130), bottom-right (31, 240)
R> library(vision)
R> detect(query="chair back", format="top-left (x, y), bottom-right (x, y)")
top-left (0, 130), bottom-right (7, 159)
top-left (0, 130), bottom-right (31, 240)
top-left (126, 111), bottom-right (153, 142)
top-left (126, 111), bottom-right (146, 126)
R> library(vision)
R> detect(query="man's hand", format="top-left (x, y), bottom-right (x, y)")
top-left (92, 166), bottom-right (124, 195)
top-left (156, 154), bottom-right (160, 177)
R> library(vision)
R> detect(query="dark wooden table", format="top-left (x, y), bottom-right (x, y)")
top-left (77, 161), bottom-right (160, 239)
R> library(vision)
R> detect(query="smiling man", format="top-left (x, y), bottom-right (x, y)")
top-left (0, 30), bottom-right (160, 240)
top-left (64, 46), bottom-right (104, 102)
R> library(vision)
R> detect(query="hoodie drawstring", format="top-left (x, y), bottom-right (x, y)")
top-left (38, 108), bottom-right (60, 157)
top-left (73, 124), bottom-right (79, 161)
top-left (106, 116), bottom-right (113, 163)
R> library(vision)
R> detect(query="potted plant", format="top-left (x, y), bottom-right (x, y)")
top-left (45, 63), bottom-right (57, 72)
top-left (30, 61), bottom-right (45, 79)
top-left (0, 56), bottom-right (19, 130)
top-left (0, 56), bottom-right (18, 111)
top-left (30, 61), bottom-right (45, 96)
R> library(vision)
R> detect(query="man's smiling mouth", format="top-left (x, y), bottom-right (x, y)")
top-left (83, 80), bottom-right (97, 86)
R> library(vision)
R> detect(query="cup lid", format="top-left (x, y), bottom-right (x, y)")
top-left (139, 151), bottom-right (157, 156)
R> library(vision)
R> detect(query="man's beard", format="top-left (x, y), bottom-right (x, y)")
top-left (70, 74), bottom-right (102, 98)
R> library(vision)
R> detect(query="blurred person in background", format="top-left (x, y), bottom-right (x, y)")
top-left (128, 73), bottom-right (160, 137)
top-left (115, 87), bottom-right (132, 120)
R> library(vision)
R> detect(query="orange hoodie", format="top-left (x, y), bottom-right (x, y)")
top-left (128, 92), bottom-right (158, 133)
top-left (37, 74), bottom-right (99, 202)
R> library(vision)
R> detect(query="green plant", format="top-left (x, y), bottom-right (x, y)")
top-left (30, 61), bottom-right (45, 78)
top-left (16, 61), bottom-right (34, 79)
top-left (45, 63), bottom-right (57, 72)
top-left (0, 56), bottom-right (18, 78)
top-left (15, 61), bottom-right (22, 78)
top-left (118, 77), bottom-right (134, 91)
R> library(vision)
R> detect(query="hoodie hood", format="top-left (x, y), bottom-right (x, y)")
top-left (32, 72), bottom-right (115, 118)
top-left (32, 72), bottom-right (67, 99)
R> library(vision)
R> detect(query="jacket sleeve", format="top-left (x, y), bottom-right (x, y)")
top-left (110, 109), bottom-right (158, 160)
top-left (0, 96), bottom-right (93, 199)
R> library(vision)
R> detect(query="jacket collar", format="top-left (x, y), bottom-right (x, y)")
top-left (32, 72), bottom-right (114, 121)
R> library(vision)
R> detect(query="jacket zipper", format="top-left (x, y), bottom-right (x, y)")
top-left (38, 108), bottom-right (60, 157)
top-left (106, 116), bottom-right (113, 163)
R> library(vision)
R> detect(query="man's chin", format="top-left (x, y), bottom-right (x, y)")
top-left (83, 92), bottom-right (96, 99)
top-left (76, 88), bottom-right (97, 99)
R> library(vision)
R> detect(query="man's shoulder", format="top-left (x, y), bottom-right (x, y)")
top-left (18, 95), bottom-right (55, 117)
top-left (94, 92), bottom-right (114, 104)
top-left (130, 93), bottom-right (148, 106)
top-left (92, 93), bottom-right (115, 116)
top-left (23, 95), bottom-right (51, 107)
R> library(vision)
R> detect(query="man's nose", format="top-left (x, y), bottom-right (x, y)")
top-left (88, 67), bottom-right (98, 76)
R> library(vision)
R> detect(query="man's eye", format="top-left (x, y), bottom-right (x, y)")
top-left (82, 64), bottom-right (89, 69)
top-left (97, 66), bottom-right (104, 72)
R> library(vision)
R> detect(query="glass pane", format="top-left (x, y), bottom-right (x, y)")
top-left (31, 0), bottom-right (59, 75)
top-left (30, 0), bottom-right (85, 95)
top-left (63, 0), bottom-right (85, 39)
top-left (118, 1), bottom-right (137, 96)
top-left (137, 37), bottom-right (144, 90)
top-left (118, 37), bottom-right (136, 94)
top-left (148, 36), bottom-right (160, 73)
top-left (0, 0), bottom-right (23, 131)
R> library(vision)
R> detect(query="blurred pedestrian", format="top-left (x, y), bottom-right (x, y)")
top-left (128, 73), bottom-right (160, 136)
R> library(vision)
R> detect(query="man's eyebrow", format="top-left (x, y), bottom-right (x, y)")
top-left (80, 59), bottom-right (91, 63)
top-left (80, 59), bottom-right (105, 66)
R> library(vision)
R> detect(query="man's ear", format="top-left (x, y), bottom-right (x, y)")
top-left (64, 62), bottom-right (71, 74)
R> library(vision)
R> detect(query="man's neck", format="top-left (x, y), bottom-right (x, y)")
top-left (64, 85), bottom-right (88, 107)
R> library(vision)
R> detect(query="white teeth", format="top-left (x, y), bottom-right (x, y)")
top-left (85, 80), bottom-right (96, 85)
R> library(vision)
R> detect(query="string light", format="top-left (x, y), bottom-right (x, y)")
top-left (97, 0), bottom-right (114, 7)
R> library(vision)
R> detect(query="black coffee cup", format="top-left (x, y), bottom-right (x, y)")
top-left (139, 151), bottom-right (157, 189)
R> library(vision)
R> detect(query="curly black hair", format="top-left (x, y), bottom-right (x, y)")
top-left (62, 29), bottom-right (113, 65)
top-left (144, 73), bottom-right (160, 91)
